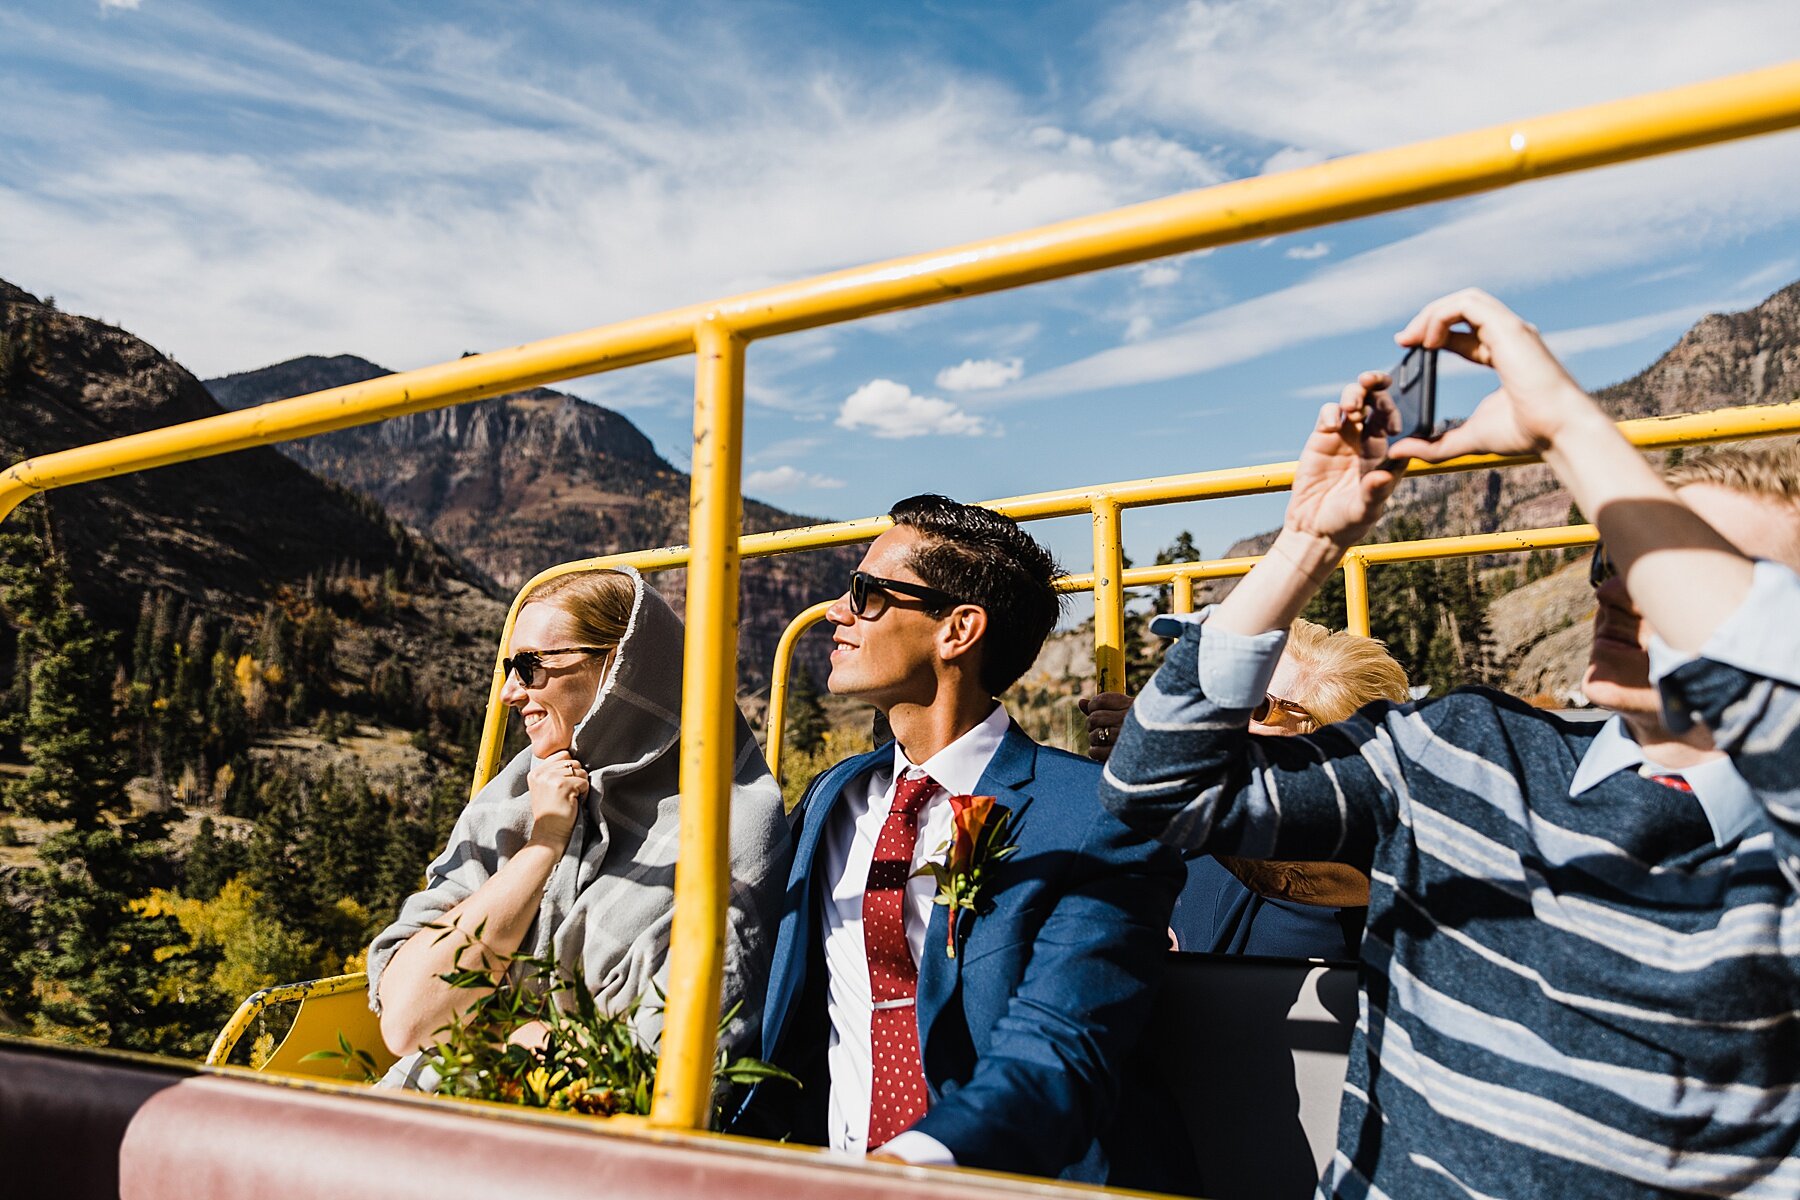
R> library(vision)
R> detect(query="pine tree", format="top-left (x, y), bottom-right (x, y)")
top-left (0, 510), bottom-right (211, 1051)
top-left (785, 666), bottom-right (828, 756)
top-left (1154, 530), bottom-right (1201, 611)
top-left (1, 539), bottom-right (130, 828)
top-left (182, 815), bottom-right (246, 901)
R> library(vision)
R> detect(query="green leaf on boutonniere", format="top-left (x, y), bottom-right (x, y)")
top-left (914, 794), bottom-right (1021, 958)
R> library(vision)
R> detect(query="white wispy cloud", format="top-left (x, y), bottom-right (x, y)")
top-left (836, 380), bottom-right (993, 439)
top-left (1543, 302), bottom-right (1729, 358)
top-left (997, 137), bottom-right (1800, 401)
top-left (99, 0), bottom-right (142, 10)
top-left (935, 357), bottom-right (1024, 392)
top-left (0, 6), bottom-right (1232, 377)
top-left (1285, 241), bottom-right (1330, 261)
top-left (743, 465), bottom-right (845, 493)
top-left (1732, 256), bottom-right (1800, 298)
top-left (1102, 0), bottom-right (1799, 157)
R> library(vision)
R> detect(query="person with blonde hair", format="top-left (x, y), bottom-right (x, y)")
top-left (1083, 618), bottom-right (1410, 956)
top-left (367, 566), bottom-right (792, 1090)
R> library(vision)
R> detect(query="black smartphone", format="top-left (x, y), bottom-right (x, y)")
top-left (1381, 346), bottom-right (1437, 441)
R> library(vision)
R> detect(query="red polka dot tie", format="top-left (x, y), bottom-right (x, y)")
top-left (865, 769), bottom-right (935, 1149)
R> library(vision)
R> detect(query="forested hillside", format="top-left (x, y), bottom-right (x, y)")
top-left (0, 280), bottom-right (506, 1055)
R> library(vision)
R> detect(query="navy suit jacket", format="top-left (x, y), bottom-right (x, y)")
top-left (731, 721), bottom-right (1189, 1186)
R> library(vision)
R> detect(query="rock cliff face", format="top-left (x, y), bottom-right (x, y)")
top-left (205, 355), bottom-right (856, 689)
top-left (0, 280), bottom-right (505, 722)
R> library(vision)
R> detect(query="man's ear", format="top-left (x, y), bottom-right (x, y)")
top-left (937, 603), bottom-right (988, 668)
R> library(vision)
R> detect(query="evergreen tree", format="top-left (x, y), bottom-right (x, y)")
top-left (1154, 530), bottom-right (1201, 611)
top-left (785, 666), bottom-right (828, 757)
top-left (181, 815), bottom-right (246, 901)
top-left (0, 536), bottom-right (130, 828)
top-left (0, 511), bottom-right (211, 1051)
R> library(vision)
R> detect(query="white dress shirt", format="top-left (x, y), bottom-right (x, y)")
top-left (818, 701), bottom-right (1011, 1165)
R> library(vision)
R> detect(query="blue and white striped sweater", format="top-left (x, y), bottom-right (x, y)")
top-left (1099, 606), bottom-right (1800, 1198)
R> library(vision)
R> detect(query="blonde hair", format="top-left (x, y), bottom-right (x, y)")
top-left (523, 570), bottom-right (635, 655)
top-left (1217, 621), bottom-right (1409, 908)
top-left (1279, 618), bottom-right (1411, 725)
top-left (1665, 441), bottom-right (1800, 501)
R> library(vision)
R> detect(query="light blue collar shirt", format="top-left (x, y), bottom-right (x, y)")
top-left (1566, 715), bottom-right (1761, 847)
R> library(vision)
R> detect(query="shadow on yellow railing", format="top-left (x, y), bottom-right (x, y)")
top-left (8, 62), bottom-right (1800, 1128)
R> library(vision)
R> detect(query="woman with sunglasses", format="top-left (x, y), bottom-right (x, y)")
top-left (1085, 619), bottom-right (1409, 957)
top-left (366, 566), bottom-right (792, 1089)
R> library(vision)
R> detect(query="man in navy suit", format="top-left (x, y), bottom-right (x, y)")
top-left (731, 495), bottom-right (1187, 1187)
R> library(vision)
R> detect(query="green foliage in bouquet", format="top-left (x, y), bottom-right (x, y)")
top-left (316, 924), bottom-right (795, 1119)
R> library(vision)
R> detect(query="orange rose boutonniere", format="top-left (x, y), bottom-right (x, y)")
top-left (914, 794), bottom-right (1020, 958)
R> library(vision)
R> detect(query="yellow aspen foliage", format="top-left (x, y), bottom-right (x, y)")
top-left (138, 879), bottom-right (322, 1009)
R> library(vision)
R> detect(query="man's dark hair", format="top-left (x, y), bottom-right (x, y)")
top-left (888, 494), bottom-right (1065, 695)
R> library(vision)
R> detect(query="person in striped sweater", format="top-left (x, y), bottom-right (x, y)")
top-left (1098, 288), bottom-right (1800, 1199)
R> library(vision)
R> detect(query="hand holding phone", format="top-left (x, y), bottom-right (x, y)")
top-left (1377, 346), bottom-right (1437, 442)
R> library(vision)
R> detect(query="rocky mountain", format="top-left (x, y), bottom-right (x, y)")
top-left (205, 355), bottom-right (856, 691)
top-left (0, 279), bottom-right (506, 763)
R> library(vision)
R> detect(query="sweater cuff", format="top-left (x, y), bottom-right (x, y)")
top-left (1150, 607), bottom-right (1288, 709)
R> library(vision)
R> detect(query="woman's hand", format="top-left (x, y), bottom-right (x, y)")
top-left (526, 750), bottom-right (588, 851)
top-left (1283, 373), bottom-right (1403, 550)
top-left (1079, 692), bottom-right (1132, 763)
top-left (1388, 288), bottom-right (1595, 463)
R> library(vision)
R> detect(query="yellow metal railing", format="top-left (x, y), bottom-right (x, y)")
top-left (762, 522), bottom-right (1604, 782)
top-left (8, 63), bottom-right (1800, 1130)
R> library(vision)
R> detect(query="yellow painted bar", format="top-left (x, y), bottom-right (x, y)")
top-left (756, 522), bottom-right (1602, 795)
top-left (1356, 524), bottom-right (1597, 563)
top-left (1173, 575), bottom-right (1196, 615)
top-left (6, 65), bottom-right (1800, 531)
top-left (470, 398), bottom-right (1800, 583)
top-left (1091, 499), bottom-right (1128, 693)
top-left (765, 600), bottom-right (836, 785)
top-left (651, 321), bottom-right (747, 1130)
top-left (471, 397), bottom-right (1797, 788)
top-left (1342, 554), bottom-right (1372, 638)
top-left (207, 972), bottom-right (372, 1066)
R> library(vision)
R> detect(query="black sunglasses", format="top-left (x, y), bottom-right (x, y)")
top-left (848, 571), bottom-right (965, 617)
top-left (502, 646), bottom-right (610, 687)
top-left (1588, 542), bottom-right (1616, 590)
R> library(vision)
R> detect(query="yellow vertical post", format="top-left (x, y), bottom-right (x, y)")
top-left (1091, 498), bottom-right (1127, 693)
top-left (765, 655), bottom-right (792, 789)
top-left (1172, 573), bottom-right (1196, 615)
top-left (764, 601), bottom-right (836, 788)
top-left (470, 602), bottom-right (525, 798)
top-left (1343, 553), bottom-right (1371, 637)
top-left (650, 318), bottom-right (745, 1130)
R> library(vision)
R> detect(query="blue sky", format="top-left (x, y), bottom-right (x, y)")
top-left (4, 1), bottom-right (1800, 599)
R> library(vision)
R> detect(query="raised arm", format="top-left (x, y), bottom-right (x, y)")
top-left (1652, 561), bottom-right (1800, 890)
top-left (1098, 374), bottom-right (1409, 856)
top-left (1209, 372), bottom-right (1403, 637)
